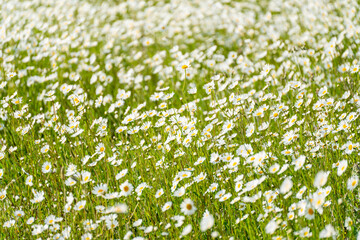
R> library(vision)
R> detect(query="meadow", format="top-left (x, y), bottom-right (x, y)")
top-left (0, 0), bottom-right (360, 239)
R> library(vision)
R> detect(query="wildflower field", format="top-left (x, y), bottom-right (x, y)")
top-left (1, 0), bottom-right (360, 239)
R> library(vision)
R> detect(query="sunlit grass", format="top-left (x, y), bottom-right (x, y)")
top-left (0, 0), bottom-right (360, 239)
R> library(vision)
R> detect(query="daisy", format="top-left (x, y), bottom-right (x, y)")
top-left (350, 64), bottom-right (359, 73)
top-left (245, 123), bottom-right (255, 137)
top-left (180, 224), bottom-right (192, 238)
top-left (304, 204), bottom-right (315, 220)
top-left (253, 108), bottom-right (264, 117)
top-left (120, 180), bottom-right (133, 196)
top-left (269, 163), bottom-right (280, 174)
top-left (319, 224), bottom-right (337, 239)
top-left (155, 188), bottom-right (164, 198)
top-left (45, 215), bottom-right (56, 225)
top-left (80, 171), bottom-right (91, 184)
top-left (194, 172), bottom-right (207, 182)
top-left (30, 190), bottom-right (45, 203)
top-left (281, 149), bottom-right (293, 156)
top-left (106, 203), bottom-right (128, 214)
top-left (260, 64), bottom-right (271, 77)
top-left (337, 160), bottom-right (347, 176)
top-left (65, 164), bottom-right (77, 176)
top-left (265, 219), bottom-right (278, 234)
top-left (296, 186), bottom-right (307, 199)
top-left (95, 143), bottom-right (105, 154)
top-left (345, 217), bottom-right (353, 230)
top-left (81, 233), bottom-right (92, 240)
top-left (298, 227), bottom-right (312, 238)
top-left (222, 120), bottom-right (234, 132)
top-left (200, 212), bottom-right (214, 232)
top-left (92, 183), bottom-right (108, 196)
top-left (162, 202), bottom-right (172, 212)
top-left (135, 182), bottom-right (148, 196)
top-left (115, 169), bottom-right (128, 180)
top-left (173, 187), bottom-right (185, 197)
top-left (180, 198), bottom-right (197, 215)
top-left (215, 190), bottom-right (227, 200)
top-left (42, 162), bottom-right (52, 173)
top-left (219, 193), bottom-right (232, 202)
top-left (65, 177), bottom-right (77, 186)
top-left (14, 210), bottom-right (25, 218)
top-left (26, 217), bottom-right (35, 225)
top-left (74, 200), bottom-right (86, 211)
top-left (338, 64), bottom-right (349, 73)
top-left (313, 171), bottom-right (329, 188)
top-left (41, 145), bottom-right (50, 153)
top-left (279, 177), bottom-right (293, 194)
top-left (150, 92), bottom-right (164, 101)
top-left (25, 175), bottom-right (33, 186)
top-left (142, 37), bottom-right (154, 46)
top-left (194, 157), bottom-right (206, 165)
top-left (115, 126), bottom-right (127, 133)
top-left (208, 183), bottom-right (218, 193)
top-left (177, 60), bottom-right (191, 71)
top-left (293, 155), bottom-right (306, 171)
top-left (347, 175), bottom-right (359, 191)
top-left (318, 86), bottom-right (328, 97)
top-left (346, 112), bottom-right (357, 122)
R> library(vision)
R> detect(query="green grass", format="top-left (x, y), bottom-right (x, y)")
top-left (0, 0), bottom-right (360, 239)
